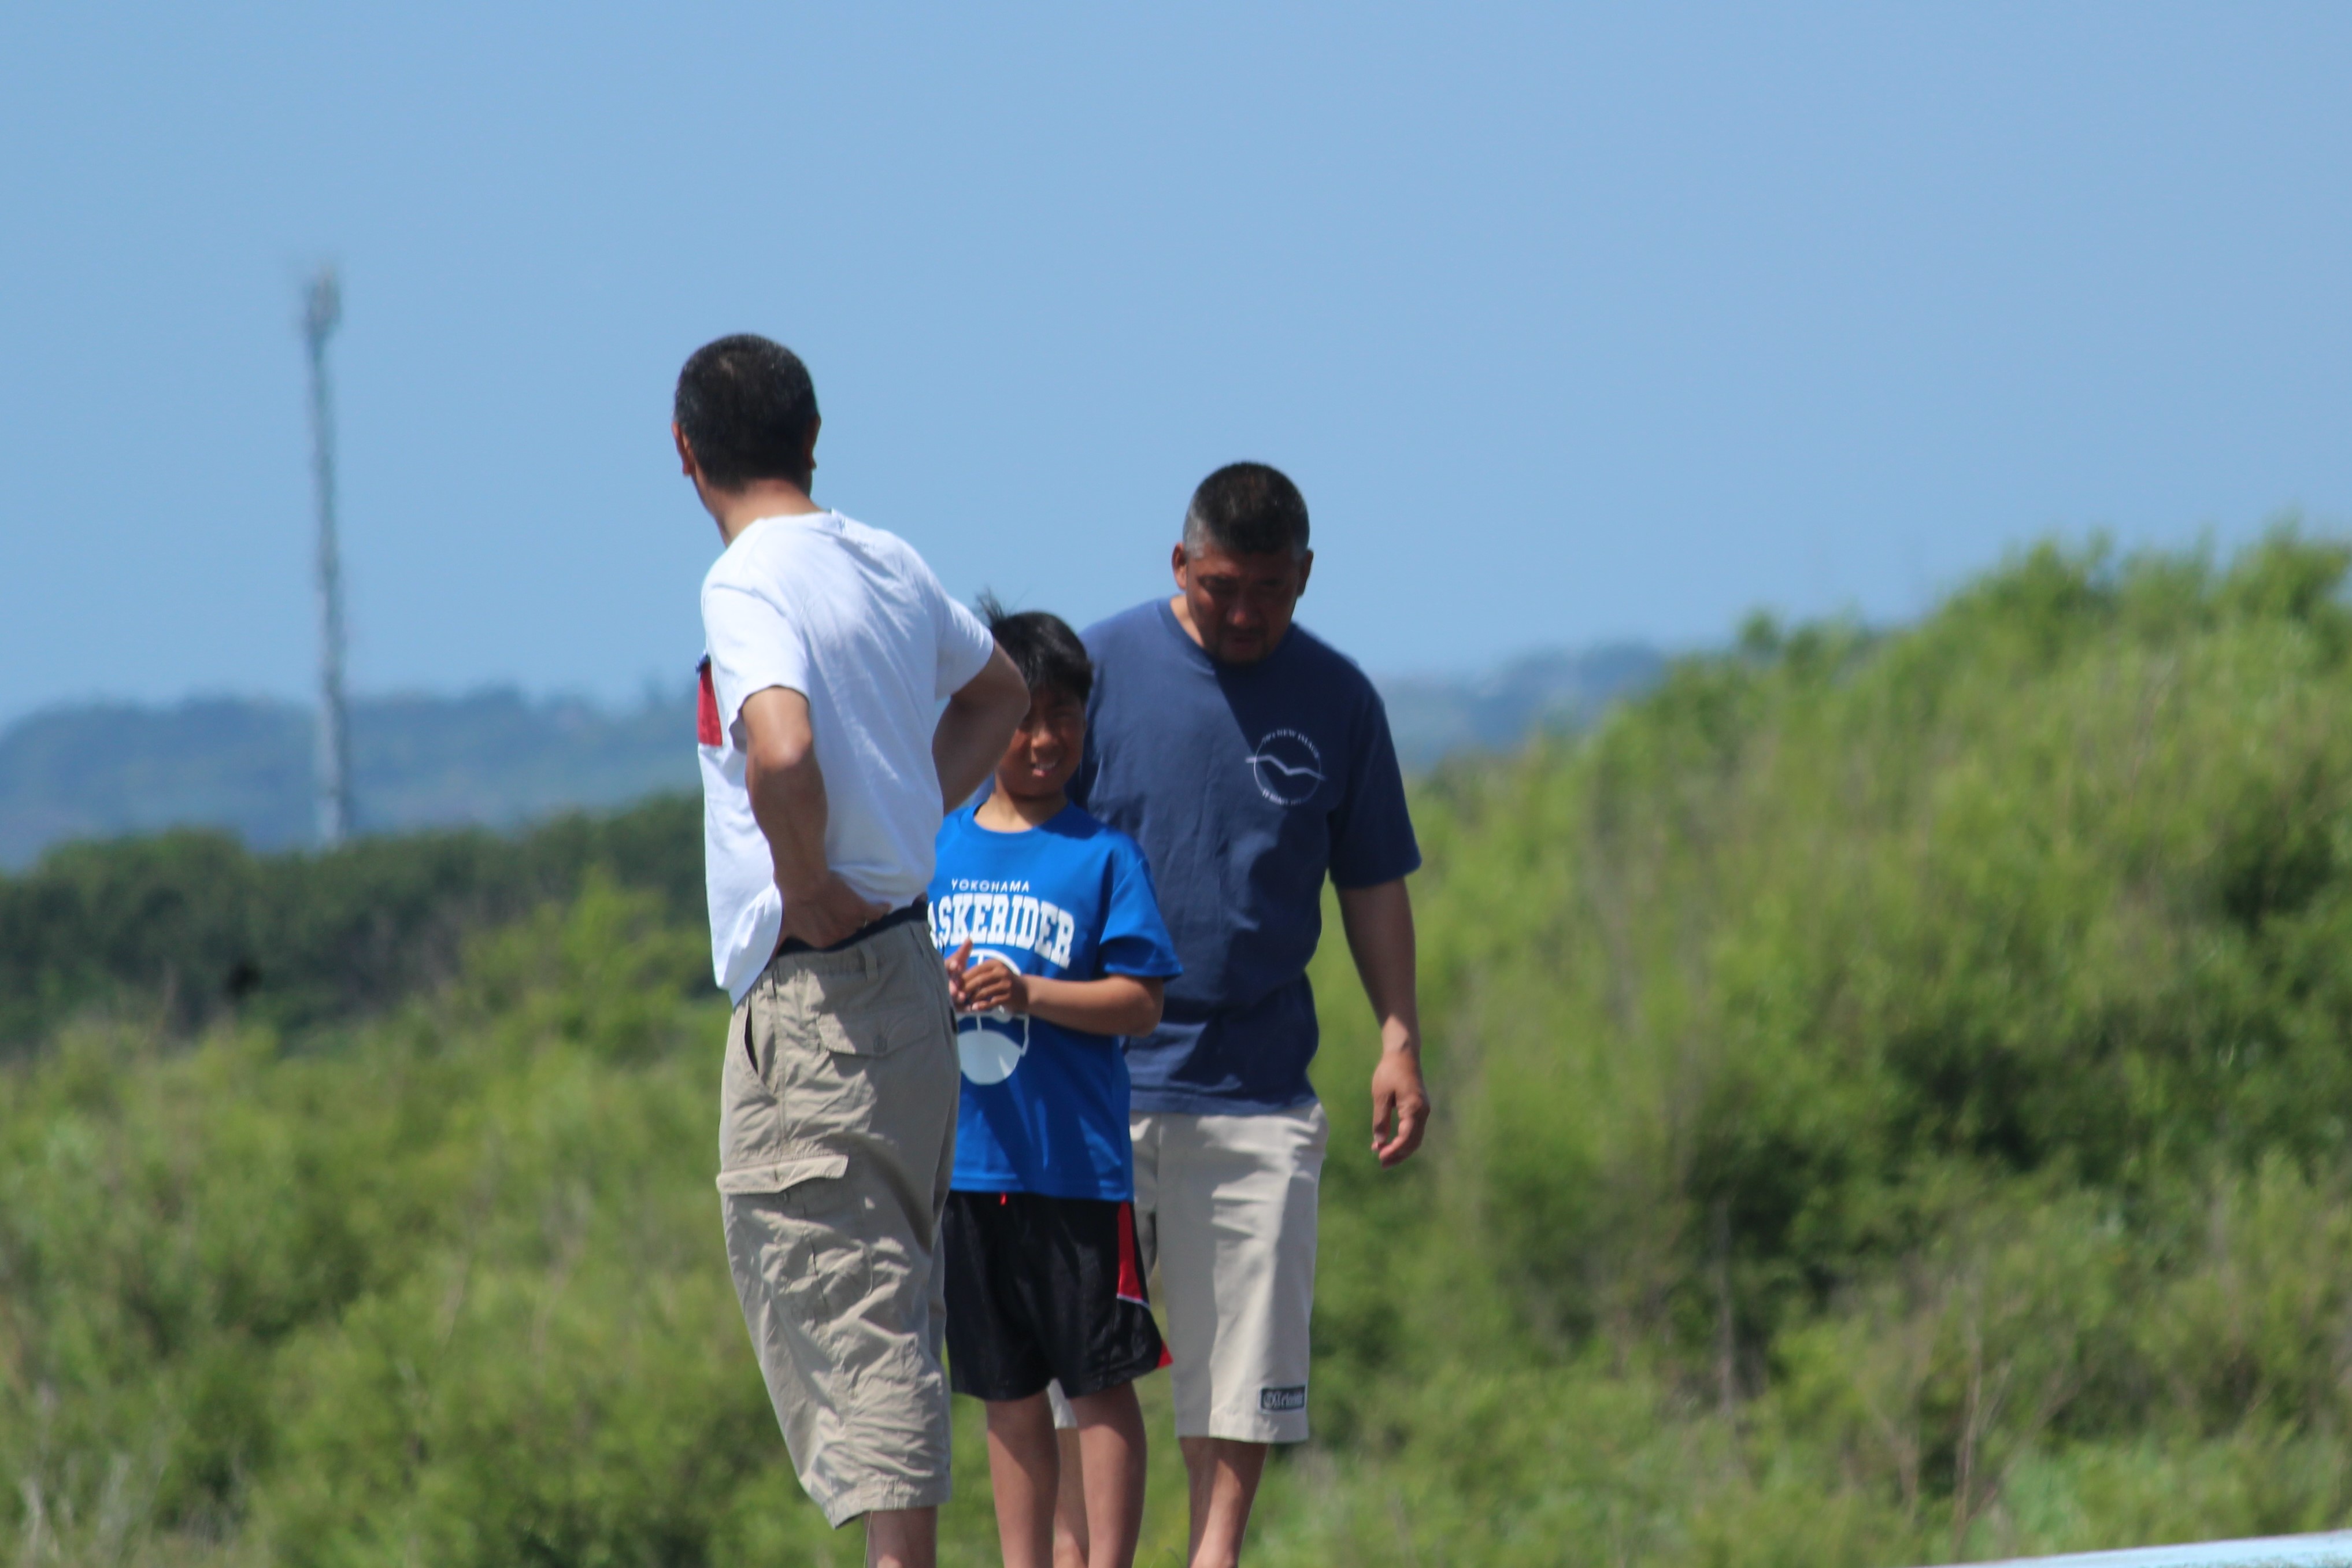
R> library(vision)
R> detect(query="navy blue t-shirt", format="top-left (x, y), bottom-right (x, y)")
top-left (1074, 599), bottom-right (1421, 1114)
top-left (928, 802), bottom-right (1183, 1199)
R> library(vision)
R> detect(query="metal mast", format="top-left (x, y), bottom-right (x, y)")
top-left (302, 266), bottom-right (354, 847)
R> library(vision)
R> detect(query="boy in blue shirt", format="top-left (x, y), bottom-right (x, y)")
top-left (931, 603), bottom-right (1181, 1568)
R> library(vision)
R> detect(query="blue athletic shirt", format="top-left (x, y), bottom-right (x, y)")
top-left (1073, 599), bottom-right (1421, 1115)
top-left (929, 801), bottom-right (1182, 1200)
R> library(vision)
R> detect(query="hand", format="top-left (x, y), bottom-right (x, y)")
top-left (779, 872), bottom-right (890, 950)
top-left (954, 956), bottom-right (1028, 1017)
top-left (1369, 1046), bottom-right (1430, 1167)
top-left (941, 940), bottom-right (990, 1010)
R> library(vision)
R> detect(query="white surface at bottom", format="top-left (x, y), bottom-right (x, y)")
top-left (1955, 1533), bottom-right (2352, 1568)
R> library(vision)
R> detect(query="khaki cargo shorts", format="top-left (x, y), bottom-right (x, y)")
top-left (716, 920), bottom-right (960, 1528)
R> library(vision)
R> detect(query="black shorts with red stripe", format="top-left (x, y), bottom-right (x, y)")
top-left (943, 1189), bottom-right (1168, 1403)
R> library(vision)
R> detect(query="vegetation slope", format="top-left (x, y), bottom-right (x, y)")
top-left (12, 534), bottom-right (2352, 1567)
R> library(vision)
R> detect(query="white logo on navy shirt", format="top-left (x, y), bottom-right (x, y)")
top-left (1244, 728), bottom-right (1326, 806)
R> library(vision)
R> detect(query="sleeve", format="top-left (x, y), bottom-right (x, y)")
top-left (1327, 685), bottom-right (1423, 889)
top-left (700, 580), bottom-right (810, 740)
top-left (918, 554), bottom-right (997, 699)
top-left (1094, 837), bottom-right (1183, 980)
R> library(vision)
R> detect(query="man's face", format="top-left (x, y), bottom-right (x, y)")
top-left (1171, 542), bottom-right (1314, 665)
top-left (995, 688), bottom-right (1086, 802)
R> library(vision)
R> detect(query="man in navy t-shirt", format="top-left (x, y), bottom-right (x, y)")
top-left (1069, 461), bottom-right (1429, 1565)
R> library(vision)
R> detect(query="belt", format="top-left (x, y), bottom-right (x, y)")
top-left (776, 896), bottom-right (928, 958)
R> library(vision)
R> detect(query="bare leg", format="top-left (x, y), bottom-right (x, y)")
top-left (1066, 1384), bottom-right (1149, 1568)
top-left (864, 1506), bottom-right (936, 1568)
top-left (1179, 1437), bottom-right (1267, 1568)
top-left (984, 1394), bottom-right (1061, 1568)
top-left (1051, 1426), bottom-right (1091, 1568)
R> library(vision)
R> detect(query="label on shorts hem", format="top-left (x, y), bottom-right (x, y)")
top-left (1259, 1385), bottom-right (1307, 1412)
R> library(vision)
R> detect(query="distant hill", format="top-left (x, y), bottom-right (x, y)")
top-left (1377, 642), bottom-right (1666, 770)
top-left (0, 646), bottom-right (1665, 866)
top-left (0, 690), bottom-right (697, 868)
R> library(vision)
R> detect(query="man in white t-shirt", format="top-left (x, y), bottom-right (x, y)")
top-left (675, 333), bottom-right (1027, 1568)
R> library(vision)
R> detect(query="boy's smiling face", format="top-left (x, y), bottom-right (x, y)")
top-left (994, 687), bottom-right (1086, 805)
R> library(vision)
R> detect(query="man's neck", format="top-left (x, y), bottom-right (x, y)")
top-left (1167, 594), bottom-right (1290, 662)
top-left (710, 480), bottom-right (822, 546)
top-left (975, 787), bottom-right (1065, 832)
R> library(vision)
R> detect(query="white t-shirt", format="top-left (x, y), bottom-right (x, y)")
top-left (695, 509), bottom-right (996, 1001)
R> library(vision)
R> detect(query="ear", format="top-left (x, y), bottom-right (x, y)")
top-left (801, 413), bottom-right (821, 479)
top-left (1170, 541), bottom-right (1190, 587)
top-left (673, 422), bottom-right (697, 479)
top-left (1294, 548), bottom-right (1314, 597)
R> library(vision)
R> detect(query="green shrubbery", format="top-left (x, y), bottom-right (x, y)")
top-left (0, 795), bottom-right (699, 1050)
top-left (1273, 530), bottom-right (2352, 1566)
top-left (12, 532), bottom-right (2352, 1565)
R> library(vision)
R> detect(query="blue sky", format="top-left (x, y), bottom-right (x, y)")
top-left (2, 4), bottom-right (2347, 724)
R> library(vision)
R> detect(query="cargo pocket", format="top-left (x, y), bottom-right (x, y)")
top-left (717, 1152), bottom-right (872, 1374)
top-left (716, 1153), bottom-right (850, 1197)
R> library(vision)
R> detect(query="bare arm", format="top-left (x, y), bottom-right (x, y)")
top-left (934, 645), bottom-right (1030, 810)
top-left (1021, 975), bottom-right (1164, 1037)
top-left (740, 686), bottom-right (888, 947)
top-left (1336, 877), bottom-right (1431, 1167)
top-left (944, 943), bottom-right (1166, 1037)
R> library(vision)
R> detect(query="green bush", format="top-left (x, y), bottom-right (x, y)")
top-left (0, 794), bottom-right (700, 1052)
top-left (17, 531), bottom-right (2352, 1564)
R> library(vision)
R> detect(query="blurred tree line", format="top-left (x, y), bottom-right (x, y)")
top-left (12, 532), bottom-right (2352, 1566)
top-left (0, 796), bottom-right (701, 1051)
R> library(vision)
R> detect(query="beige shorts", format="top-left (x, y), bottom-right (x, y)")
top-left (1055, 1103), bottom-right (1329, 1443)
top-left (716, 920), bottom-right (960, 1528)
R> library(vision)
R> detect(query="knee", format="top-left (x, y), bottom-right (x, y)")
top-left (984, 1391), bottom-right (1058, 1450)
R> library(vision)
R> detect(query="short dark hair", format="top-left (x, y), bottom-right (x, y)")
top-left (673, 334), bottom-right (820, 491)
top-left (979, 595), bottom-right (1092, 705)
top-left (1183, 462), bottom-right (1310, 558)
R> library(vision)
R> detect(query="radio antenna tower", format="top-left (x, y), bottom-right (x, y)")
top-left (301, 265), bottom-right (354, 847)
